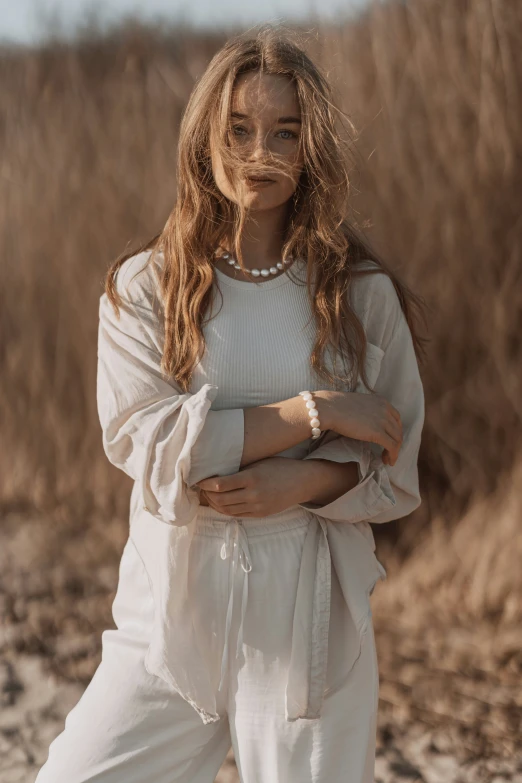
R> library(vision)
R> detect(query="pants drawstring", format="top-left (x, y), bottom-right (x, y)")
top-left (218, 520), bottom-right (252, 692)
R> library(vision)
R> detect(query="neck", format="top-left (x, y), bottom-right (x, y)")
top-left (223, 204), bottom-right (290, 268)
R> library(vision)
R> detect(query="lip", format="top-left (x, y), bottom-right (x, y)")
top-left (245, 177), bottom-right (275, 187)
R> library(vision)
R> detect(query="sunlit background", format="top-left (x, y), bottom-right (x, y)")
top-left (1, 1), bottom-right (521, 781)
top-left (1, 0), bottom-right (370, 43)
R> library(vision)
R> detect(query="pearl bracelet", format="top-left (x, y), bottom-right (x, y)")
top-left (299, 390), bottom-right (323, 440)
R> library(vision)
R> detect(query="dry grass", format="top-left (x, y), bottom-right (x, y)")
top-left (1, 0), bottom-right (521, 777)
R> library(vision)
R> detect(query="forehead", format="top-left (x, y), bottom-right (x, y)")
top-left (230, 71), bottom-right (300, 117)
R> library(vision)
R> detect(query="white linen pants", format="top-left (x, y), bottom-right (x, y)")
top-left (35, 506), bottom-right (380, 783)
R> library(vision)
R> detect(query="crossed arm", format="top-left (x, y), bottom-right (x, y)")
top-left (97, 252), bottom-right (424, 527)
top-left (197, 455), bottom-right (360, 515)
top-left (194, 390), bottom-right (361, 515)
top-left (306, 459), bottom-right (361, 505)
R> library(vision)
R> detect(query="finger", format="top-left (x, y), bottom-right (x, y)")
top-left (388, 405), bottom-right (402, 425)
top-left (387, 405), bottom-right (402, 430)
top-left (201, 493), bottom-right (221, 514)
top-left (204, 488), bottom-right (249, 508)
top-left (196, 472), bottom-right (248, 493)
top-left (382, 447), bottom-right (396, 466)
top-left (375, 422), bottom-right (399, 453)
top-left (385, 419), bottom-right (403, 446)
top-left (382, 431), bottom-right (401, 464)
top-left (383, 447), bottom-right (399, 466)
top-left (201, 495), bottom-right (254, 517)
top-left (220, 504), bottom-right (262, 518)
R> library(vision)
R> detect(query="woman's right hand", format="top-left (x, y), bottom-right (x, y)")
top-left (318, 390), bottom-right (403, 466)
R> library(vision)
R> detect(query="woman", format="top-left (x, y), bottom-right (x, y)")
top-left (36, 25), bottom-right (426, 783)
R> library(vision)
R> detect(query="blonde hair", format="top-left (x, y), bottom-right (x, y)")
top-left (105, 24), bottom-right (427, 393)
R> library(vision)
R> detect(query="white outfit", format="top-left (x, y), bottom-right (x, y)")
top-left (35, 250), bottom-right (425, 782)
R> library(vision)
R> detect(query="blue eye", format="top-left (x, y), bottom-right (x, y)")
top-left (231, 125), bottom-right (297, 140)
top-left (278, 129), bottom-right (297, 140)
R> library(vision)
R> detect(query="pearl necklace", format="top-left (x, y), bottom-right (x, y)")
top-left (215, 250), bottom-right (294, 278)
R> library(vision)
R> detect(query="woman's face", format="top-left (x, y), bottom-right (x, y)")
top-left (211, 70), bottom-right (304, 212)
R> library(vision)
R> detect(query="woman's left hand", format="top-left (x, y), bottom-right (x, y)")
top-left (194, 457), bottom-right (317, 518)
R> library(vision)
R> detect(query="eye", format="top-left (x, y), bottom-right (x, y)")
top-left (277, 129), bottom-right (298, 140)
top-left (231, 125), bottom-right (297, 140)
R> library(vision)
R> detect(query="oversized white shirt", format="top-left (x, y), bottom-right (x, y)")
top-left (96, 249), bottom-right (425, 724)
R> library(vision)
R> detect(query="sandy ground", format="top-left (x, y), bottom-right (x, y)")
top-left (1, 511), bottom-right (520, 782)
top-left (1, 647), bottom-right (520, 783)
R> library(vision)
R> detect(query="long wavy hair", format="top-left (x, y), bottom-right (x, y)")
top-left (104, 24), bottom-right (428, 394)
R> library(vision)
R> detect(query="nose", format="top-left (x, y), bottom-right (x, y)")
top-left (246, 128), bottom-right (271, 160)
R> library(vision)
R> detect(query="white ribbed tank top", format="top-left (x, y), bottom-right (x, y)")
top-left (190, 259), bottom-right (341, 460)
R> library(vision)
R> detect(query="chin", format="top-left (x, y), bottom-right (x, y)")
top-left (243, 192), bottom-right (289, 210)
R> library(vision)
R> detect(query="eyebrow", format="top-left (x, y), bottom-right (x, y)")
top-left (230, 111), bottom-right (301, 124)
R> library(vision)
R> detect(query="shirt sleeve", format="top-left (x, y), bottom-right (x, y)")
top-left (96, 251), bottom-right (245, 526)
top-left (297, 271), bottom-right (425, 525)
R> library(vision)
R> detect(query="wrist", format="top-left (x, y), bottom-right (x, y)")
top-left (295, 458), bottom-right (333, 504)
top-left (301, 459), bottom-right (360, 506)
top-left (311, 390), bottom-right (338, 433)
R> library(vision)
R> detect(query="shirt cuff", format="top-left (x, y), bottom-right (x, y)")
top-left (298, 437), bottom-right (396, 523)
top-left (187, 407), bottom-right (245, 487)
